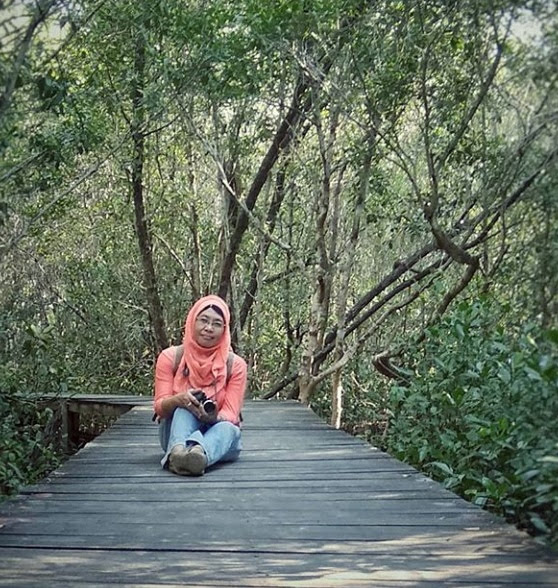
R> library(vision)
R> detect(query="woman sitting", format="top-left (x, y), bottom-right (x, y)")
top-left (154, 295), bottom-right (247, 476)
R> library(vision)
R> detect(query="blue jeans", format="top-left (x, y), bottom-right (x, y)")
top-left (159, 407), bottom-right (242, 469)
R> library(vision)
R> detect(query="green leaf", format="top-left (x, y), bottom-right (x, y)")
top-left (418, 445), bottom-right (429, 462)
top-left (430, 461), bottom-right (454, 476)
top-left (473, 495), bottom-right (488, 507)
top-left (521, 469), bottom-right (540, 481)
top-left (497, 366), bottom-right (511, 384)
top-left (539, 456), bottom-right (558, 464)
top-left (530, 515), bottom-right (550, 534)
top-left (523, 367), bottom-right (542, 381)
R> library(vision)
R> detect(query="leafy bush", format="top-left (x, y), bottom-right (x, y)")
top-left (384, 299), bottom-right (558, 548)
top-left (0, 389), bottom-right (60, 497)
top-left (0, 312), bottom-right (75, 498)
top-left (0, 314), bottom-right (62, 497)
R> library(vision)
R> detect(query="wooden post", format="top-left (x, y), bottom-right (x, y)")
top-left (60, 399), bottom-right (69, 455)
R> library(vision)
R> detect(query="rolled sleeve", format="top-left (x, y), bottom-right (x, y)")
top-left (153, 348), bottom-right (176, 417)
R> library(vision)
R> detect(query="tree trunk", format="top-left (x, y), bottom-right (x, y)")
top-left (131, 32), bottom-right (168, 353)
top-left (217, 72), bottom-right (314, 301)
top-left (330, 132), bottom-right (373, 427)
top-left (188, 203), bottom-right (202, 304)
top-left (239, 165), bottom-right (287, 329)
top-left (298, 105), bottom-right (339, 404)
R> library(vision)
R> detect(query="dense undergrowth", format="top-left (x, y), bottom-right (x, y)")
top-left (0, 392), bottom-right (60, 496)
top-left (0, 390), bottom-right (121, 499)
top-left (333, 299), bottom-right (558, 550)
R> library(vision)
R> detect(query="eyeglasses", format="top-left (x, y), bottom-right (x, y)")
top-left (196, 316), bottom-right (225, 330)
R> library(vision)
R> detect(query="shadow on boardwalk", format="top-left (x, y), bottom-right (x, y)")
top-left (0, 400), bottom-right (556, 586)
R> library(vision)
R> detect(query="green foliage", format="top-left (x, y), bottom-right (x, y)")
top-left (0, 382), bottom-right (60, 497)
top-left (384, 299), bottom-right (558, 547)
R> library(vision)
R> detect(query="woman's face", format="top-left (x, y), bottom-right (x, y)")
top-left (194, 307), bottom-right (225, 348)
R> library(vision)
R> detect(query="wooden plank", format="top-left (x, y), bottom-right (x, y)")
top-left (0, 533), bottom-right (548, 557)
top-left (3, 497), bottom-right (479, 515)
top-left (0, 503), bottom-right (498, 528)
top-left (40, 394), bottom-right (152, 406)
top-left (9, 489), bottom-right (466, 504)
top-left (0, 525), bottom-right (531, 550)
top-left (39, 455), bottom-right (421, 476)
top-left (16, 479), bottom-right (461, 497)
top-left (0, 547), bottom-right (556, 587)
top-left (43, 463), bottom-right (419, 477)
top-left (0, 399), bottom-right (556, 587)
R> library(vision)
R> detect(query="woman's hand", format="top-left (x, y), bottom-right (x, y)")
top-left (171, 390), bottom-right (219, 424)
top-left (173, 389), bottom-right (203, 418)
top-left (198, 409), bottom-right (219, 425)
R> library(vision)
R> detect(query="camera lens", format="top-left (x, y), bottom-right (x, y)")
top-left (203, 399), bottom-right (216, 413)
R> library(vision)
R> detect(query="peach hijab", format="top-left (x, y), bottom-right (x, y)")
top-left (173, 295), bottom-right (231, 397)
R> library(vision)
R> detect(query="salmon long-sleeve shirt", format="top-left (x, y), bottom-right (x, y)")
top-left (153, 347), bottom-right (247, 426)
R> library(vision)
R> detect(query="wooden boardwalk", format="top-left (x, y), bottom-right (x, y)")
top-left (0, 399), bottom-right (556, 586)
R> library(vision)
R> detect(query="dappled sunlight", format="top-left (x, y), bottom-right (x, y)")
top-left (0, 534), bottom-right (556, 587)
top-left (1, 402), bottom-right (556, 585)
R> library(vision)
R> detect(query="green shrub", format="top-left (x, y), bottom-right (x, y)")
top-left (0, 320), bottom-right (64, 498)
top-left (0, 390), bottom-right (60, 497)
top-left (385, 299), bottom-right (558, 548)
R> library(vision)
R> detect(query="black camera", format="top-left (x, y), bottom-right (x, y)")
top-left (192, 390), bottom-right (217, 413)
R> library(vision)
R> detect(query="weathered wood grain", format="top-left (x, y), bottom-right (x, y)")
top-left (0, 399), bottom-right (556, 586)
top-left (0, 546), bottom-right (556, 587)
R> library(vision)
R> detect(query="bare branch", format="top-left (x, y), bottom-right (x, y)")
top-left (467, 147), bottom-right (557, 249)
top-left (0, 151), bottom-right (46, 184)
top-left (153, 232), bottom-right (187, 275)
top-left (339, 241), bottom-right (438, 331)
top-left (431, 222), bottom-right (478, 266)
top-left (262, 255), bottom-right (449, 399)
top-left (434, 261), bottom-right (479, 320)
top-left (312, 278), bottom-right (434, 388)
top-left (217, 159), bottom-right (291, 253)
